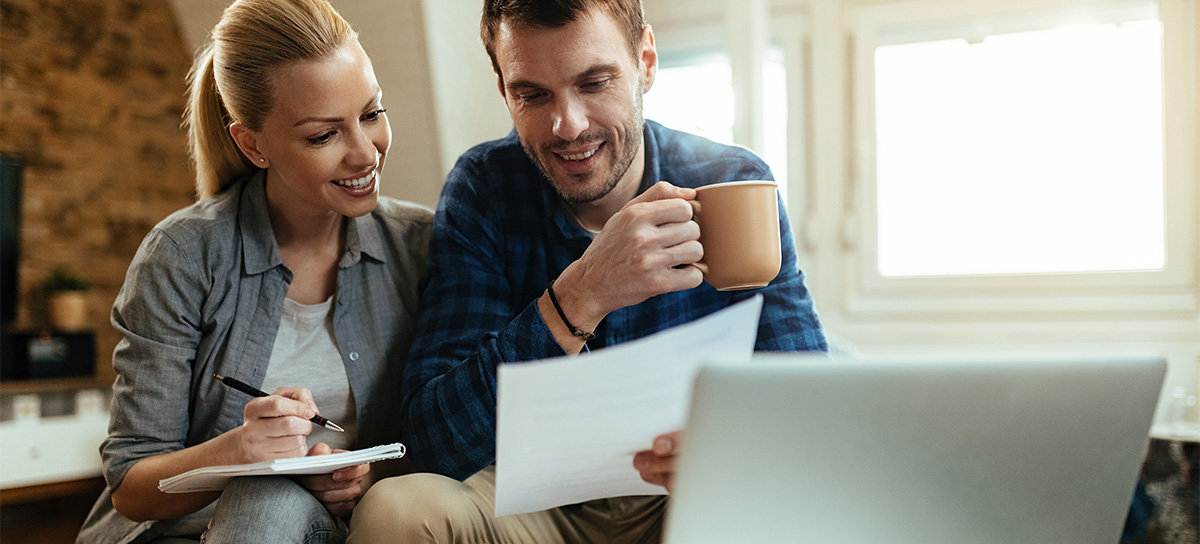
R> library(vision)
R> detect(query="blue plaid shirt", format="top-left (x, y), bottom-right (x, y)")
top-left (403, 120), bottom-right (827, 479)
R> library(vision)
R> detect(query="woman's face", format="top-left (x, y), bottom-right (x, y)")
top-left (241, 39), bottom-right (390, 220)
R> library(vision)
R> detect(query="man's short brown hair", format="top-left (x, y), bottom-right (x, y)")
top-left (481, 0), bottom-right (646, 83)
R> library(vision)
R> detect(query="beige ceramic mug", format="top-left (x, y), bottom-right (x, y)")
top-left (689, 180), bottom-right (781, 291)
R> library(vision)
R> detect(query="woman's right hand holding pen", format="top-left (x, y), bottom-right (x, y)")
top-left (238, 386), bottom-right (319, 462)
top-left (114, 385), bottom-right (321, 522)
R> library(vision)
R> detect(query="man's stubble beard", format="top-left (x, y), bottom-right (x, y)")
top-left (522, 91), bottom-right (645, 205)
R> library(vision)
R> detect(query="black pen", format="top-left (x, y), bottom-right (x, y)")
top-left (213, 373), bottom-right (345, 432)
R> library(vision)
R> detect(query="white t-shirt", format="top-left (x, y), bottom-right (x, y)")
top-left (261, 296), bottom-right (357, 450)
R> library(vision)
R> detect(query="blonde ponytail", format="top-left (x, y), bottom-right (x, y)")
top-left (182, 0), bottom-right (356, 199)
top-left (184, 44), bottom-right (255, 199)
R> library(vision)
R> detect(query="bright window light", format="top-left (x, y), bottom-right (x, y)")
top-left (645, 53), bottom-right (735, 144)
top-left (874, 19), bottom-right (1164, 277)
top-left (645, 50), bottom-right (789, 201)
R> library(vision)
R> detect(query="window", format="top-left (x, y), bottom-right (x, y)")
top-left (844, 0), bottom-right (1196, 323)
top-left (644, 46), bottom-right (789, 201)
top-left (641, 0), bottom-right (1198, 367)
top-left (873, 20), bottom-right (1164, 278)
top-left (644, 51), bottom-right (735, 144)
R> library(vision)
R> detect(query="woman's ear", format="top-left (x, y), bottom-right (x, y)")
top-left (229, 122), bottom-right (269, 169)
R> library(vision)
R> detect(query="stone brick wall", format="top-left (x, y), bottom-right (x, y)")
top-left (1, 0), bottom-right (198, 381)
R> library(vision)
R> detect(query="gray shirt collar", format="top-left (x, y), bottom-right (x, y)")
top-left (236, 170), bottom-right (388, 275)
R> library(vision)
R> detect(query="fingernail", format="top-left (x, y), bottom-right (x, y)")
top-left (655, 436), bottom-right (673, 453)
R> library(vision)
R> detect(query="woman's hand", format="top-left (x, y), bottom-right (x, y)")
top-left (634, 430), bottom-right (682, 492)
top-left (238, 387), bottom-right (318, 462)
top-left (297, 442), bottom-right (370, 517)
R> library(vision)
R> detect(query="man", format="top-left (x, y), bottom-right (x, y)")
top-left (349, 0), bottom-right (826, 541)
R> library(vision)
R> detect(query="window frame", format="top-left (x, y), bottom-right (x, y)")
top-left (843, 0), bottom-right (1198, 325)
top-left (648, 9), bottom-right (814, 256)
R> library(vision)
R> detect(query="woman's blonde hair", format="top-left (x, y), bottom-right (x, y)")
top-left (184, 0), bottom-right (356, 199)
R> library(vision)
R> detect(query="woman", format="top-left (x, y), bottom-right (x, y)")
top-left (76, 0), bottom-right (430, 542)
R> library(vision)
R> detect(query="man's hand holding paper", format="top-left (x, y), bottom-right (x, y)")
top-left (634, 430), bottom-right (683, 492)
top-left (494, 296), bottom-right (763, 516)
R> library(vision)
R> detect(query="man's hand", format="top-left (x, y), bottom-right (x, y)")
top-left (547, 182), bottom-right (703, 345)
top-left (297, 443), bottom-right (370, 518)
top-left (634, 430), bottom-right (681, 492)
top-left (238, 387), bottom-right (317, 463)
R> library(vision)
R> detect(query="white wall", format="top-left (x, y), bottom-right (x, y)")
top-left (420, 0), bottom-right (514, 178)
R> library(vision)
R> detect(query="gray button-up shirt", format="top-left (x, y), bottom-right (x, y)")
top-left (77, 171), bottom-right (431, 543)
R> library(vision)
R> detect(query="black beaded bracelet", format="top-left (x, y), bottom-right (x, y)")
top-left (546, 280), bottom-right (596, 342)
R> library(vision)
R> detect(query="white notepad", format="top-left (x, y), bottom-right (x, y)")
top-left (157, 442), bottom-right (405, 493)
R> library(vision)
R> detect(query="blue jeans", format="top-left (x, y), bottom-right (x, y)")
top-left (199, 476), bottom-right (347, 544)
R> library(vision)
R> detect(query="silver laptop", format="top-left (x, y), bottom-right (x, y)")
top-left (664, 354), bottom-right (1166, 544)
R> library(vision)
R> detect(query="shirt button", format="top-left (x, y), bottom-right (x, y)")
top-left (349, 351), bottom-right (360, 361)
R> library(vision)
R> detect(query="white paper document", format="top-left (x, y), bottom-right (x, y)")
top-left (494, 296), bottom-right (762, 516)
top-left (157, 442), bottom-right (405, 493)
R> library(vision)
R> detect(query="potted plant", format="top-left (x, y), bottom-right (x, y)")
top-left (41, 266), bottom-right (91, 331)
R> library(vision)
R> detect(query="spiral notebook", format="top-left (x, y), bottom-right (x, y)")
top-left (157, 442), bottom-right (405, 493)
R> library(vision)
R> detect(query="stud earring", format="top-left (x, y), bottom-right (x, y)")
top-left (258, 158), bottom-right (266, 164)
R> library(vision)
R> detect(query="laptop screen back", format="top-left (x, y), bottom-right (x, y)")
top-left (664, 355), bottom-right (1166, 544)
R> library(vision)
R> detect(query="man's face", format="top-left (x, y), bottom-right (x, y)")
top-left (493, 11), bottom-right (656, 205)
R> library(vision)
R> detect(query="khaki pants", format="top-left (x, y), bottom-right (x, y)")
top-left (348, 465), bottom-right (668, 543)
